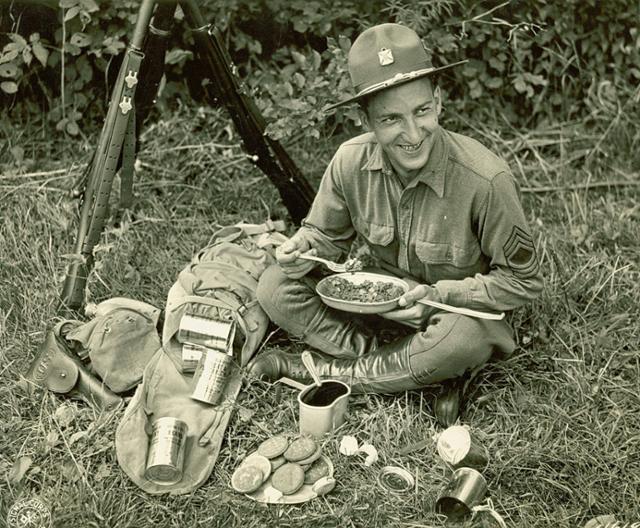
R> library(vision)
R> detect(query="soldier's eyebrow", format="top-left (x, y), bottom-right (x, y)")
top-left (375, 96), bottom-right (435, 119)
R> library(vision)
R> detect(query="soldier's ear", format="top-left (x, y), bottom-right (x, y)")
top-left (360, 108), bottom-right (371, 130)
top-left (434, 85), bottom-right (442, 116)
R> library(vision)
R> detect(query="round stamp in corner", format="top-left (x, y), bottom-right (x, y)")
top-left (7, 497), bottom-right (52, 528)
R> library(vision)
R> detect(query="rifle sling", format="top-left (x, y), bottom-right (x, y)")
top-left (120, 113), bottom-right (136, 209)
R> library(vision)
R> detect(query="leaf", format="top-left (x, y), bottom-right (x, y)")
top-left (45, 431), bottom-right (60, 452)
top-left (79, 0), bottom-right (99, 12)
top-left (69, 430), bottom-right (88, 445)
top-left (485, 77), bottom-right (503, 89)
top-left (293, 72), bottom-right (305, 89)
top-left (338, 35), bottom-right (351, 53)
top-left (32, 41), bottom-right (49, 66)
top-left (291, 50), bottom-right (307, 69)
top-left (63, 42), bottom-right (81, 56)
top-left (165, 48), bottom-right (192, 65)
top-left (513, 75), bottom-right (527, 94)
top-left (64, 5), bottom-right (81, 22)
top-left (311, 50), bottom-right (322, 70)
top-left (523, 72), bottom-right (548, 86)
top-left (1, 81), bottom-right (18, 94)
top-left (54, 403), bottom-right (76, 427)
top-left (59, 0), bottom-right (79, 7)
top-left (66, 121), bottom-right (80, 136)
top-left (22, 47), bottom-right (32, 66)
top-left (9, 33), bottom-right (28, 49)
top-left (0, 63), bottom-right (18, 77)
top-left (9, 456), bottom-right (32, 484)
top-left (0, 49), bottom-right (19, 63)
top-left (70, 32), bottom-right (92, 47)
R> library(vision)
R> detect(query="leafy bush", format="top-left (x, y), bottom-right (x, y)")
top-left (1, 0), bottom-right (638, 139)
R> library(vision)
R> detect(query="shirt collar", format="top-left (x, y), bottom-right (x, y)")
top-left (360, 127), bottom-right (448, 198)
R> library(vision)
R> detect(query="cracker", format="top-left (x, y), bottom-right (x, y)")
top-left (283, 436), bottom-right (317, 462)
top-left (257, 435), bottom-right (289, 459)
top-left (303, 457), bottom-right (330, 485)
top-left (231, 464), bottom-right (264, 494)
top-left (270, 455), bottom-right (286, 472)
top-left (241, 453), bottom-right (272, 480)
top-left (271, 463), bottom-right (305, 495)
top-left (296, 445), bottom-right (322, 466)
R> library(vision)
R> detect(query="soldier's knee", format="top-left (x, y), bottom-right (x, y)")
top-left (256, 264), bottom-right (286, 313)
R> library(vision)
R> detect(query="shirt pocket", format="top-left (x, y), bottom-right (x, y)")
top-left (355, 218), bottom-right (394, 246)
top-left (415, 241), bottom-right (481, 282)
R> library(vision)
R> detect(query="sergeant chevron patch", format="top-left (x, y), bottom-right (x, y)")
top-left (503, 226), bottom-right (539, 279)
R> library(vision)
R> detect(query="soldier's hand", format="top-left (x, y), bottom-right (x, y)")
top-left (380, 284), bottom-right (439, 328)
top-left (276, 235), bottom-right (317, 279)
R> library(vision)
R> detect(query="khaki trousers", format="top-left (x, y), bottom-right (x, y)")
top-left (256, 265), bottom-right (516, 393)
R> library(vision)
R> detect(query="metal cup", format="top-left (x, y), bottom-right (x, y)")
top-left (144, 417), bottom-right (188, 485)
top-left (191, 349), bottom-right (233, 405)
top-left (436, 425), bottom-right (489, 470)
top-left (436, 467), bottom-right (488, 520)
top-left (298, 380), bottom-right (351, 437)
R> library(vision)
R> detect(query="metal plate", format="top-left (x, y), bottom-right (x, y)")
top-left (316, 272), bottom-right (409, 314)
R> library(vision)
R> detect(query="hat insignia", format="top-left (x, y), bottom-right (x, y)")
top-left (378, 47), bottom-right (394, 66)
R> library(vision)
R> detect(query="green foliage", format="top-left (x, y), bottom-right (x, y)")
top-left (0, 0), bottom-right (638, 139)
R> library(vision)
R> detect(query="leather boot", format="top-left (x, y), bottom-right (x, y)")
top-left (247, 349), bottom-right (314, 385)
top-left (434, 377), bottom-right (465, 427)
top-left (247, 347), bottom-right (422, 394)
top-left (434, 365), bottom-right (483, 427)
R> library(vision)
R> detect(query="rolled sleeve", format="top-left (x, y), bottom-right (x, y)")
top-left (296, 148), bottom-right (356, 259)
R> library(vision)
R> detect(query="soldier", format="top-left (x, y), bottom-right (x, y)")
top-left (248, 23), bottom-right (543, 424)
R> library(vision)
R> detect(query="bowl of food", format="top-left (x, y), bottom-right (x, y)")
top-left (316, 272), bottom-right (409, 314)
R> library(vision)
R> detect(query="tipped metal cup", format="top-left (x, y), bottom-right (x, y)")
top-left (436, 467), bottom-right (488, 520)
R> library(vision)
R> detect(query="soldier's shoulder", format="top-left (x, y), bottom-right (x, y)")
top-left (339, 131), bottom-right (377, 150)
top-left (444, 129), bottom-right (510, 183)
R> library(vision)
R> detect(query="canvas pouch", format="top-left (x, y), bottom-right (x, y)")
top-left (116, 221), bottom-right (287, 494)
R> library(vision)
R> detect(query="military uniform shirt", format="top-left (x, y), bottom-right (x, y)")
top-left (297, 126), bottom-right (543, 312)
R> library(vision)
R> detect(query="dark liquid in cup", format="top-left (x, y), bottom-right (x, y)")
top-left (302, 381), bottom-right (348, 407)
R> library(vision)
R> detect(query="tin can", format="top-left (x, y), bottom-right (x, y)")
top-left (177, 314), bottom-right (235, 351)
top-left (181, 343), bottom-right (206, 374)
top-left (144, 417), bottom-right (188, 485)
top-left (436, 425), bottom-right (488, 470)
top-left (436, 467), bottom-right (488, 520)
top-left (191, 349), bottom-right (233, 405)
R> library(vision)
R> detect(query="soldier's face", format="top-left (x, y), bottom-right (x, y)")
top-left (365, 78), bottom-right (441, 180)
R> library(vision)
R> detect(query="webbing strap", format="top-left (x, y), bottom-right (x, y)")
top-left (120, 113), bottom-right (136, 209)
top-left (171, 295), bottom-right (260, 334)
top-left (235, 220), bottom-right (286, 235)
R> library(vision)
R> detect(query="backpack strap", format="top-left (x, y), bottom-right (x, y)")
top-left (234, 220), bottom-right (286, 236)
top-left (170, 295), bottom-right (260, 334)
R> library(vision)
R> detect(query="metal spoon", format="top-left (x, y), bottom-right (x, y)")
top-left (301, 350), bottom-right (323, 387)
top-left (298, 253), bottom-right (363, 273)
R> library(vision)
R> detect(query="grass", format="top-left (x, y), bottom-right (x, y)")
top-left (1, 98), bottom-right (639, 528)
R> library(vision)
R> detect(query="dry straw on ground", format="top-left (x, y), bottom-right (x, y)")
top-left (1, 102), bottom-right (638, 527)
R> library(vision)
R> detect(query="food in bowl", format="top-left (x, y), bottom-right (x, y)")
top-left (319, 276), bottom-right (405, 303)
top-left (343, 258), bottom-right (364, 272)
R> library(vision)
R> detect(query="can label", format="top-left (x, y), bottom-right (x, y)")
top-left (177, 314), bottom-right (235, 352)
top-left (181, 343), bottom-right (206, 373)
top-left (145, 417), bottom-right (188, 485)
top-left (191, 349), bottom-right (233, 405)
